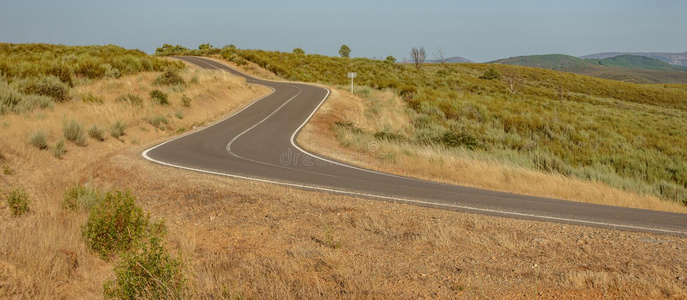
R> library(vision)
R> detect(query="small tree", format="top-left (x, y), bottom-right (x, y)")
top-left (293, 48), bottom-right (305, 55)
top-left (502, 69), bottom-right (523, 94)
top-left (385, 56), bottom-right (396, 63)
top-left (410, 47), bottom-right (426, 69)
top-left (339, 45), bottom-right (351, 58)
top-left (433, 46), bottom-right (448, 65)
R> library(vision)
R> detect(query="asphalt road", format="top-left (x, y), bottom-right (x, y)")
top-left (143, 56), bottom-right (687, 236)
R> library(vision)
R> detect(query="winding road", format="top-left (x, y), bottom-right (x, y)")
top-left (143, 56), bottom-right (687, 236)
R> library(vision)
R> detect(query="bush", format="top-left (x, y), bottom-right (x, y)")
top-left (153, 69), bottom-right (185, 86)
top-left (181, 94), bottom-right (191, 107)
top-left (15, 75), bottom-right (70, 102)
top-left (29, 131), bottom-right (48, 150)
top-left (63, 119), bottom-right (87, 146)
top-left (115, 94), bottom-right (143, 107)
top-left (103, 223), bottom-right (188, 300)
top-left (62, 183), bottom-right (101, 211)
top-left (82, 190), bottom-right (149, 258)
top-left (438, 131), bottom-right (479, 150)
top-left (52, 139), bottom-right (66, 158)
top-left (145, 115), bottom-right (169, 129)
top-left (88, 125), bottom-right (105, 141)
top-left (480, 68), bottom-right (501, 80)
top-left (6, 187), bottom-right (30, 217)
top-left (174, 110), bottom-right (184, 120)
top-left (150, 89), bottom-right (169, 105)
top-left (293, 48), bottom-right (305, 55)
top-left (110, 121), bottom-right (127, 138)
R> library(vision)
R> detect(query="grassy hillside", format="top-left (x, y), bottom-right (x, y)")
top-left (582, 51), bottom-right (687, 67)
top-left (586, 54), bottom-right (685, 71)
top-left (163, 47), bottom-right (687, 206)
top-left (491, 54), bottom-right (596, 71)
top-left (0, 43), bottom-right (181, 115)
top-left (492, 53), bottom-right (687, 84)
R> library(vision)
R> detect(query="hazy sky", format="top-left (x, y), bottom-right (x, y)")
top-left (1, 0), bottom-right (686, 62)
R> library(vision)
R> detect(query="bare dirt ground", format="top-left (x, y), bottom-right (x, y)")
top-left (1, 59), bottom-right (686, 299)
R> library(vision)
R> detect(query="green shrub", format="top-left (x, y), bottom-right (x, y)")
top-left (103, 222), bottom-right (188, 300)
top-left (149, 89), bottom-right (169, 105)
top-left (29, 131), bottom-right (48, 150)
top-left (6, 187), bottom-right (30, 217)
top-left (0, 80), bottom-right (25, 114)
top-left (438, 131), bottom-right (479, 150)
top-left (181, 94), bottom-right (191, 107)
top-left (62, 183), bottom-right (101, 211)
top-left (82, 190), bottom-right (149, 258)
top-left (110, 121), bottom-right (127, 138)
top-left (115, 94), bottom-right (143, 107)
top-left (14, 75), bottom-right (70, 102)
top-left (63, 119), bottom-right (87, 146)
top-left (145, 115), bottom-right (169, 129)
top-left (174, 110), bottom-right (184, 120)
top-left (293, 48), bottom-right (305, 55)
top-left (480, 68), bottom-right (501, 80)
top-left (52, 139), bottom-right (66, 158)
top-left (88, 125), bottom-right (105, 141)
top-left (153, 69), bottom-right (185, 86)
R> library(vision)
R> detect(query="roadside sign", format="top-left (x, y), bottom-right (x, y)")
top-left (348, 72), bottom-right (357, 94)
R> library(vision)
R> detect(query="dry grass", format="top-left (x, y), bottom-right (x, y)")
top-left (62, 146), bottom-right (687, 299)
top-left (296, 86), bottom-right (687, 214)
top-left (1, 58), bottom-right (686, 299)
top-left (0, 64), bottom-right (270, 299)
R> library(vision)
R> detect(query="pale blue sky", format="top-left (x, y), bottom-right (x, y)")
top-left (1, 0), bottom-right (685, 62)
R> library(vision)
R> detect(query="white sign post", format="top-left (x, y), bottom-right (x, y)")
top-left (347, 72), bottom-right (357, 95)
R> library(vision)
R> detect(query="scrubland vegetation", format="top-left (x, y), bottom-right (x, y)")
top-left (0, 43), bottom-right (685, 298)
top-left (0, 44), bottom-right (270, 298)
top-left (163, 47), bottom-right (687, 207)
top-left (0, 43), bottom-right (181, 115)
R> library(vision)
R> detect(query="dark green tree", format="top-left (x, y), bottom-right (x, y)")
top-left (385, 56), bottom-right (396, 63)
top-left (339, 45), bottom-right (351, 58)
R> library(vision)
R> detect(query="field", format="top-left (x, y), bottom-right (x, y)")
top-left (1, 45), bottom-right (686, 299)
top-left (165, 48), bottom-right (687, 209)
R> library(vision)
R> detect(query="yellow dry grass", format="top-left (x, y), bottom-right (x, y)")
top-left (297, 87), bottom-right (687, 214)
top-left (0, 58), bottom-right (685, 299)
top-left (0, 65), bottom-right (270, 299)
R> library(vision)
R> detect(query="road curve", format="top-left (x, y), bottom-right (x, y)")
top-left (143, 56), bottom-right (687, 236)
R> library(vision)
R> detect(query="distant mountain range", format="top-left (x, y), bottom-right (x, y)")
top-left (490, 54), bottom-right (687, 84)
top-left (581, 52), bottom-right (687, 67)
top-left (427, 56), bottom-right (473, 64)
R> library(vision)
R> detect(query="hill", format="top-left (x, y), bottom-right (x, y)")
top-left (490, 54), bottom-right (596, 71)
top-left (428, 56), bottom-right (473, 63)
top-left (581, 51), bottom-right (687, 67)
top-left (491, 54), bottom-right (687, 84)
top-left (585, 54), bottom-right (686, 71)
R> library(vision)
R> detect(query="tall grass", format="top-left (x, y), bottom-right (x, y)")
top-left (161, 46), bottom-right (687, 204)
